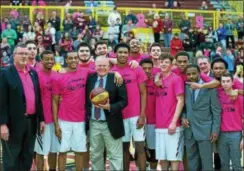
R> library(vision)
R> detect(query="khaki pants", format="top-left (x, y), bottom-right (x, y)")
top-left (90, 120), bottom-right (123, 170)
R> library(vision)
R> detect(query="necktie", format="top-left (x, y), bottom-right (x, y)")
top-left (192, 89), bottom-right (195, 104)
top-left (95, 78), bottom-right (103, 120)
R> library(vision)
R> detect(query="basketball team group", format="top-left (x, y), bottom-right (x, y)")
top-left (0, 39), bottom-right (243, 171)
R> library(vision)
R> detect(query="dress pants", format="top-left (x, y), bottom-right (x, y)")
top-left (90, 120), bottom-right (123, 171)
top-left (2, 115), bottom-right (37, 171)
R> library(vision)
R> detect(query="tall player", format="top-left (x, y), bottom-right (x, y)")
top-left (155, 53), bottom-right (184, 170)
top-left (34, 50), bottom-right (60, 171)
top-left (112, 43), bottom-right (147, 171)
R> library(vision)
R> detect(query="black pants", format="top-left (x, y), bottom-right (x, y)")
top-left (154, 32), bottom-right (160, 43)
top-left (226, 35), bottom-right (235, 48)
top-left (237, 31), bottom-right (244, 40)
top-left (2, 115), bottom-right (37, 171)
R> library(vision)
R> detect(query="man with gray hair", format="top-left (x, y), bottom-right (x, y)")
top-left (86, 57), bottom-right (127, 170)
top-left (0, 43), bottom-right (45, 171)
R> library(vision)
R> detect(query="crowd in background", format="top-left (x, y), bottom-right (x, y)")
top-left (1, 1), bottom-right (244, 74)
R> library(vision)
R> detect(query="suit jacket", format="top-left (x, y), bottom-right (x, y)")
top-left (86, 73), bottom-right (127, 139)
top-left (0, 65), bottom-right (44, 136)
top-left (183, 83), bottom-right (221, 141)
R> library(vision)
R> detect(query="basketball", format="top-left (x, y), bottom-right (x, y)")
top-left (90, 87), bottom-right (109, 105)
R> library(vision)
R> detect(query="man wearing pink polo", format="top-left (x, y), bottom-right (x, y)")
top-left (155, 53), bottom-right (184, 171)
top-left (0, 43), bottom-right (45, 171)
top-left (140, 58), bottom-right (158, 170)
top-left (112, 43), bottom-right (147, 171)
top-left (34, 50), bottom-right (60, 171)
top-left (218, 73), bottom-right (243, 171)
top-left (52, 51), bottom-right (91, 171)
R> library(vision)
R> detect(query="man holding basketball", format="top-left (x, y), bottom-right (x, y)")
top-left (86, 57), bottom-right (127, 170)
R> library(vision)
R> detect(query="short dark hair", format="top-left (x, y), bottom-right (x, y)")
top-left (77, 42), bottom-right (91, 52)
top-left (40, 50), bottom-right (54, 59)
top-left (186, 64), bottom-right (201, 73)
top-left (149, 42), bottom-right (162, 52)
top-left (25, 40), bottom-right (36, 46)
top-left (221, 72), bottom-right (233, 81)
top-left (139, 58), bottom-right (154, 67)
top-left (175, 51), bottom-right (190, 60)
top-left (95, 41), bottom-right (107, 51)
top-left (211, 58), bottom-right (228, 70)
top-left (159, 53), bottom-right (173, 62)
top-left (114, 43), bottom-right (130, 53)
top-left (67, 51), bottom-right (78, 57)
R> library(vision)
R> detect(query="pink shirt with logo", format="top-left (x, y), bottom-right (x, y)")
top-left (200, 74), bottom-right (244, 131)
top-left (52, 68), bottom-right (92, 122)
top-left (37, 70), bottom-right (57, 123)
top-left (146, 78), bottom-right (156, 124)
top-left (219, 94), bottom-right (243, 132)
top-left (16, 65), bottom-right (36, 114)
top-left (112, 65), bottom-right (147, 119)
top-left (155, 73), bottom-right (184, 128)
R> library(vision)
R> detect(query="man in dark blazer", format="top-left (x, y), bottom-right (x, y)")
top-left (182, 64), bottom-right (221, 171)
top-left (0, 43), bottom-right (45, 171)
top-left (86, 56), bottom-right (127, 170)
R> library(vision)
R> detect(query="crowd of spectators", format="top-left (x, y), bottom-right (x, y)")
top-left (1, 1), bottom-right (243, 76)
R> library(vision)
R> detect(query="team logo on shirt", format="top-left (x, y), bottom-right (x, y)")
top-left (155, 86), bottom-right (168, 97)
top-left (66, 78), bottom-right (86, 91)
top-left (223, 107), bottom-right (235, 112)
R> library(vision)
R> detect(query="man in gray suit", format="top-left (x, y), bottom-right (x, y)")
top-left (182, 64), bottom-right (221, 171)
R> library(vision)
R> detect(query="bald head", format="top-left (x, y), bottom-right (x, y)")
top-left (95, 57), bottom-right (110, 77)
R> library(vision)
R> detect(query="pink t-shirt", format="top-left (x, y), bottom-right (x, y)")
top-left (172, 67), bottom-right (187, 82)
top-left (112, 65), bottom-right (147, 119)
top-left (28, 62), bottom-right (43, 71)
top-left (37, 70), bottom-right (57, 123)
top-left (79, 61), bottom-right (95, 70)
top-left (219, 94), bottom-right (243, 132)
top-left (52, 68), bottom-right (91, 122)
top-left (155, 73), bottom-right (184, 128)
top-left (152, 67), bottom-right (160, 77)
top-left (16, 65), bottom-right (36, 114)
top-left (146, 78), bottom-right (156, 124)
top-left (128, 53), bottom-right (148, 63)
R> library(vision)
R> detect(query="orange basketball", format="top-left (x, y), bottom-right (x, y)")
top-left (90, 87), bottom-right (109, 105)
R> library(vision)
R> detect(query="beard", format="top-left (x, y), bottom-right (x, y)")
top-left (80, 57), bottom-right (90, 63)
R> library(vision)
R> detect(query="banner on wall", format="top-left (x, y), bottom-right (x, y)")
top-left (195, 15), bottom-right (204, 28)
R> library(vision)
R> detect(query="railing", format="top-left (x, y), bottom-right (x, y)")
top-left (1, 5), bottom-right (242, 28)
top-left (228, 0), bottom-right (243, 13)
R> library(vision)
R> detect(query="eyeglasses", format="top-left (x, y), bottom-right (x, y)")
top-left (28, 47), bottom-right (37, 50)
top-left (15, 52), bottom-right (29, 56)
